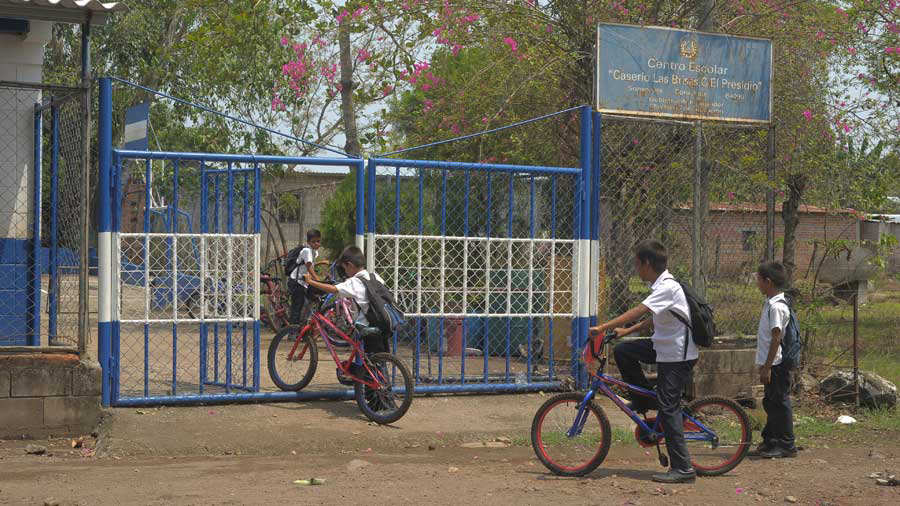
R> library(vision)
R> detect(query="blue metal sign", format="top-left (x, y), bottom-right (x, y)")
top-left (123, 102), bottom-right (149, 151)
top-left (595, 23), bottom-right (772, 123)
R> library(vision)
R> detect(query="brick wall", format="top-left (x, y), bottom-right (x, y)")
top-left (671, 209), bottom-right (859, 277)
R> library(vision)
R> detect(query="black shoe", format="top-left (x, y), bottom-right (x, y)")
top-left (748, 441), bottom-right (776, 457)
top-left (753, 446), bottom-right (797, 459)
top-left (651, 469), bottom-right (697, 484)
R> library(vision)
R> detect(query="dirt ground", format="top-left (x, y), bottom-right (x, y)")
top-left (1, 394), bottom-right (898, 505)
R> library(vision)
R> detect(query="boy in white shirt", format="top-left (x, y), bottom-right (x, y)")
top-left (288, 229), bottom-right (321, 324)
top-left (590, 240), bottom-right (697, 483)
top-left (749, 261), bottom-right (797, 458)
top-left (304, 245), bottom-right (389, 355)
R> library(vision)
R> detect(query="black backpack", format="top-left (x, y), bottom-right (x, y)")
top-left (772, 299), bottom-right (802, 368)
top-left (669, 281), bottom-right (717, 358)
top-left (282, 245), bottom-right (306, 277)
top-left (358, 273), bottom-right (406, 336)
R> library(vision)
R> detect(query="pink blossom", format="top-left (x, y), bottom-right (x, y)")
top-left (848, 47), bottom-right (857, 56)
top-left (546, 24), bottom-right (553, 33)
top-left (887, 47), bottom-right (900, 54)
top-left (503, 37), bottom-right (518, 52)
top-left (842, 123), bottom-right (851, 133)
top-left (336, 9), bottom-right (349, 24)
top-left (815, 31), bottom-right (824, 40)
top-left (356, 48), bottom-right (371, 62)
top-left (728, 192), bottom-right (736, 200)
top-left (280, 36), bottom-right (289, 46)
top-left (802, 110), bottom-right (812, 121)
top-left (382, 85), bottom-right (393, 97)
top-left (423, 99), bottom-right (434, 112)
top-left (353, 6), bottom-right (367, 18)
top-left (451, 44), bottom-right (462, 56)
top-left (482, 116), bottom-right (489, 123)
top-left (451, 123), bottom-right (461, 134)
top-left (422, 84), bottom-right (431, 91)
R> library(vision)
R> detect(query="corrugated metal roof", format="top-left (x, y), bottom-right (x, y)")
top-left (0, 0), bottom-right (125, 25)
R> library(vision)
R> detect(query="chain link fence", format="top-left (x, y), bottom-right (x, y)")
top-left (367, 108), bottom-right (584, 388)
top-left (0, 81), bottom-right (89, 348)
top-left (598, 115), bottom-right (770, 337)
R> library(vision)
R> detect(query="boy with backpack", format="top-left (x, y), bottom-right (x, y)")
top-left (303, 245), bottom-right (393, 356)
top-left (749, 261), bottom-right (798, 459)
top-left (589, 240), bottom-right (699, 484)
top-left (286, 229), bottom-right (322, 324)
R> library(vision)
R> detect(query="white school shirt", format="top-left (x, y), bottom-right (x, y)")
top-left (290, 247), bottom-right (318, 287)
top-left (641, 270), bottom-right (698, 362)
top-left (756, 292), bottom-right (789, 366)
top-left (334, 270), bottom-right (385, 327)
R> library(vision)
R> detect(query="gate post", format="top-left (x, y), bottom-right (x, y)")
top-left (356, 159), bottom-right (365, 251)
top-left (573, 105), bottom-right (592, 388)
top-left (590, 110), bottom-right (602, 341)
top-left (365, 159), bottom-right (376, 267)
top-left (98, 77), bottom-right (113, 407)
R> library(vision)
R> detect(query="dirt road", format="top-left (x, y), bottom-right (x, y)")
top-left (1, 394), bottom-right (898, 505)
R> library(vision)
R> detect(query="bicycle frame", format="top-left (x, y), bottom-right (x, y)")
top-left (570, 343), bottom-right (719, 447)
top-left (286, 296), bottom-right (384, 390)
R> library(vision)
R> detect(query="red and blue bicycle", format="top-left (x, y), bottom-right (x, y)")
top-left (531, 331), bottom-right (751, 477)
top-left (267, 289), bottom-right (413, 425)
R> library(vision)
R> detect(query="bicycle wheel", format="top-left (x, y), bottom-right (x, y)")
top-left (354, 353), bottom-right (413, 425)
top-left (267, 325), bottom-right (318, 391)
top-left (531, 392), bottom-right (612, 477)
top-left (684, 396), bottom-right (751, 476)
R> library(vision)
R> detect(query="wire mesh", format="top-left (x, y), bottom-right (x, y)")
top-left (0, 83), bottom-right (88, 347)
top-left (368, 111), bottom-right (583, 387)
top-left (598, 115), bottom-right (770, 337)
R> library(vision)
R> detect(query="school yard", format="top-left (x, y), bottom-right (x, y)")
top-left (1, 391), bottom-right (898, 505)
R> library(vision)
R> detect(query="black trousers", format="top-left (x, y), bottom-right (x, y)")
top-left (288, 279), bottom-right (308, 324)
top-left (614, 339), bottom-right (696, 472)
top-left (762, 362), bottom-right (796, 450)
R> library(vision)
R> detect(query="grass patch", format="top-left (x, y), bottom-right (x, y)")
top-left (747, 404), bottom-right (900, 447)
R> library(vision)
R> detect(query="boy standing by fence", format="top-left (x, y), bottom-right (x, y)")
top-left (589, 240), bottom-right (698, 483)
top-left (750, 262), bottom-right (797, 458)
top-left (287, 229), bottom-right (321, 324)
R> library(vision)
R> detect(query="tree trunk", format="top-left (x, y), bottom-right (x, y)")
top-left (781, 173), bottom-right (807, 285)
top-left (338, 22), bottom-right (361, 158)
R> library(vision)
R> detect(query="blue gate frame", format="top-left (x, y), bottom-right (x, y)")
top-left (96, 75), bottom-right (602, 405)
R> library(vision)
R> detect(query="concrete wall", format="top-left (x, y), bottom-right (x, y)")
top-left (0, 350), bottom-right (102, 439)
top-left (861, 220), bottom-right (900, 274)
top-left (0, 21), bottom-right (52, 345)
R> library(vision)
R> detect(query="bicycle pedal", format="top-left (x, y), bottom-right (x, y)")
top-left (658, 454), bottom-right (669, 467)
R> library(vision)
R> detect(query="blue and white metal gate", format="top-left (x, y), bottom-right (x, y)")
top-left (363, 106), bottom-right (599, 393)
top-left (97, 75), bottom-right (600, 404)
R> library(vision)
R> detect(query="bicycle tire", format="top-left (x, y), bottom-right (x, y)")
top-left (354, 353), bottom-right (413, 425)
top-left (685, 396), bottom-right (751, 476)
top-left (262, 297), bottom-right (284, 332)
top-left (531, 392), bottom-right (612, 477)
top-left (267, 325), bottom-right (318, 391)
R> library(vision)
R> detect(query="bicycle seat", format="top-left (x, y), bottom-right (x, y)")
top-left (355, 324), bottom-right (382, 338)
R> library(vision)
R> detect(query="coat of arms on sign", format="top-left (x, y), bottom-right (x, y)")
top-left (679, 39), bottom-right (698, 60)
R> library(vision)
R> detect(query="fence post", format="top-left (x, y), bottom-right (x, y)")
top-left (766, 124), bottom-right (776, 262)
top-left (98, 77), bottom-right (113, 407)
top-left (356, 159), bottom-right (366, 251)
top-left (29, 105), bottom-right (42, 346)
top-left (48, 103), bottom-right (60, 342)
top-left (79, 24), bottom-right (93, 358)
top-left (574, 105), bottom-right (592, 388)
top-left (691, 120), bottom-right (704, 295)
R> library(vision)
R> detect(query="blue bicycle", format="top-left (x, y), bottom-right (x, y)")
top-left (531, 331), bottom-right (751, 477)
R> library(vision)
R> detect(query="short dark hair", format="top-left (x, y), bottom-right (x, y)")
top-left (307, 229), bottom-right (322, 241)
top-left (634, 240), bottom-right (667, 273)
top-left (338, 246), bottom-right (365, 268)
top-left (757, 262), bottom-right (787, 289)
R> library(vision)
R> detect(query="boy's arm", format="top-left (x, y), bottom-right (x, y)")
top-left (590, 304), bottom-right (651, 336)
top-left (305, 275), bottom-right (337, 294)
top-left (759, 327), bottom-right (783, 385)
top-left (622, 317), bottom-right (653, 336)
top-left (304, 261), bottom-right (319, 281)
